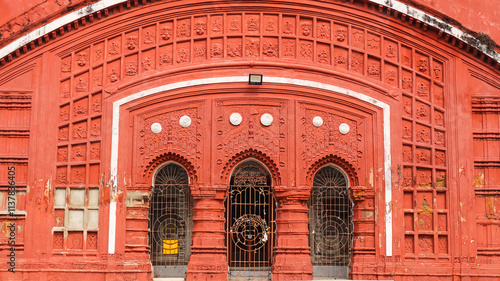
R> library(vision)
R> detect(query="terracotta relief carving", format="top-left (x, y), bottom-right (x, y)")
top-left (283, 40), bottom-right (294, 57)
top-left (301, 106), bottom-right (362, 169)
top-left (59, 127), bottom-right (69, 141)
top-left (433, 65), bottom-right (441, 79)
top-left (386, 70), bottom-right (396, 83)
top-left (263, 43), bottom-right (278, 57)
top-left (176, 49), bottom-right (189, 63)
top-left (301, 23), bottom-right (311, 36)
top-left (195, 21), bottom-right (206, 35)
top-left (137, 104), bottom-right (203, 173)
top-left (417, 58), bottom-right (428, 73)
top-left (160, 27), bottom-right (172, 40)
top-left (75, 53), bottom-right (88, 67)
top-left (317, 22), bottom-right (330, 39)
top-left (402, 77), bottom-right (413, 90)
top-left (159, 52), bottom-right (173, 65)
top-left (335, 29), bottom-right (347, 42)
top-left (58, 147), bottom-right (68, 162)
top-left (283, 21), bottom-right (294, 34)
top-left (247, 19), bottom-right (258, 32)
top-left (177, 22), bottom-right (191, 38)
top-left (300, 42), bottom-right (312, 58)
top-left (245, 38), bottom-right (260, 57)
top-left (211, 44), bottom-right (223, 57)
top-left (227, 44), bottom-right (242, 57)
top-left (108, 69), bottom-right (119, 83)
top-left (229, 19), bottom-right (240, 31)
top-left (94, 47), bottom-right (103, 61)
top-left (212, 19), bottom-right (222, 32)
top-left (142, 57), bottom-right (153, 71)
top-left (317, 50), bottom-right (329, 64)
top-left (367, 63), bottom-right (380, 76)
top-left (386, 45), bottom-right (396, 58)
top-left (126, 36), bottom-right (138, 50)
top-left (334, 53), bottom-right (347, 66)
top-left (61, 61), bottom-right (71, 72)
top-left (416, 83), bottom-right (429, 98)
top-left (125, 62), bottom-right (138, 76)
top-left (108, 42), bottom-right (120, 55)
top-left (75, 78), bottom-right (87, 92)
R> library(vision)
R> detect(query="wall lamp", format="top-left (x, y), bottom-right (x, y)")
top-left (248, 74), bottom-right (263, 85)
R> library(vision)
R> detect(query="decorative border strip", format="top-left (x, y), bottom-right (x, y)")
top-left (370, 0), bottom-right (500, 63)
top-left (0, 0), bottom-right (498, 70)
top-left (0, 0), bottom-right (127, 62)
top-left (108, 76), bottom-right (393, 256)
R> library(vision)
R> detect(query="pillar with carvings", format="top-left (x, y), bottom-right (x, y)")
top-left (186, 185), bottom-right (228, 281)
top-left (272, 185), bottom-right (313, 280)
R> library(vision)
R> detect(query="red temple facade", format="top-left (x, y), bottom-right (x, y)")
top-left (0, 1), bottom-right (499, 280)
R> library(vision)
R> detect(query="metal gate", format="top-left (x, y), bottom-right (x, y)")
top-left (308, 165), bottom-right (353, 279)
top-left (226, 160), bottom-right (275, 280)
top-left (149, 163), bottom-right (192, 278)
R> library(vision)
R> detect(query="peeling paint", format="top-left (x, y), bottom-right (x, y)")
top-left (369, 167), bottom-right (374, 187)
top-left (474, 173), bottom-right (484, 188)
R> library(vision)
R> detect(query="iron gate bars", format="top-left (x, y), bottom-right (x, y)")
top-left (149, 163), bottom-right (192, 277)
top-left (309, 165), bottom-right (353, 279)
top-left (226, 160), bottom-right (275, 280)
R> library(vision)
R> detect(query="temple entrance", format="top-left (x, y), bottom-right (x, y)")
top-left (308, 165), bottom-right (353, 279)
top-left (149, 163), bottom-right (193, 278)
top-left (226, 160), bottom-right (276, 280)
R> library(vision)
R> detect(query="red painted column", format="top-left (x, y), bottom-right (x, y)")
top-left (186, 185), bottom-right (228, 281)
top-left (272, 186), bottom-right (313, 281)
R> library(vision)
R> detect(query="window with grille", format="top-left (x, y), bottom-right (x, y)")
top-left (308, 165), bottom-right (353, 279)
top-left (149, 163), bottom-right (192, 278)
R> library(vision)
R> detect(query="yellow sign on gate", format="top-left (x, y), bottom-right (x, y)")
top-left (163, 240), bottom-right (178, 255)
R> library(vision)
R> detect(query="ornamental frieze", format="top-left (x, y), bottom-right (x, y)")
top-left (135, 103), bottom-right (204, 173)
top-left (58, 12), bottom-right (445, 103)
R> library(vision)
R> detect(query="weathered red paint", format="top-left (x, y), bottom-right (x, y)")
top-left (0, 1), bottom-right (499, 281)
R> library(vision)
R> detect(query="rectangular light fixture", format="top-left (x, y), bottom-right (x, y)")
top-left (248, 74), bottom-right (263, 85)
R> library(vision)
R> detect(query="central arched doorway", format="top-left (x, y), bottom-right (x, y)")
top-left (226, 160), bottom-right (275, 280)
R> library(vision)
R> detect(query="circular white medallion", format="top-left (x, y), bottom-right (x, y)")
top-left (230, 113), bottom-right (242, 126)
top-left (312, 116), bottom-right (323, 127)
top-left (151, 122), bottom-right (162, 134)
top-left (260, 113), bottom-right (273, 126)
top-left (179, 115), bottom-right (192, 128)
top-left (339, 123), bottom-right (350, 134)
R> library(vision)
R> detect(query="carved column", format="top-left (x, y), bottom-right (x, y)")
top-left (186, 185), bottom-right (228, 281)
top-left (272, 186), bottom-right (313, 280)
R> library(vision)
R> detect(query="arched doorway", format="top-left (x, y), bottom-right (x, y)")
top-left (149, 163), bottom-right (193, 278)
top-left (226, 160), bottom-right (275, 280)
top-left (308, 165), bottom-right (353, 279)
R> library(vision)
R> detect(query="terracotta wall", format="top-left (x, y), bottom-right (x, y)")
top-left (0, 0), bottom-right (499, 280)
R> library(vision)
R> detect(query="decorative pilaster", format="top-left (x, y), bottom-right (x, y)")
top-left (186, 185), bottom-right (228, 281)
top-left (272, 186), bottom-right (313, 281)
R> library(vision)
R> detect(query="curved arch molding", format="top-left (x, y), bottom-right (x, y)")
top-left (108, 76), bottom-right (393, 256)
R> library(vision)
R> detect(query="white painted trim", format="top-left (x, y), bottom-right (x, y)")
top-left (369, 0), bottom-right (500, 62)
top-left (107, 201), bottom-right (117, 254)
top-left (0, 0), bottom-right (499, 65)
top-left (108, 76), bottom-right (393, 256)
top-left (0, 0), bottom-right (127, 60)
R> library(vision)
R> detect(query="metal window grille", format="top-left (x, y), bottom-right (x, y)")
top-left (226, 161), bottom-right (275, 280)
top-left (308, 165), bottom-right (353, 279)
top-left (149, 163), bottom-right (192, 278)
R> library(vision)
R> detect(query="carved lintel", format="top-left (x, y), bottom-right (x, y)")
top-left (350, 185), bottom-right (374, 201)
